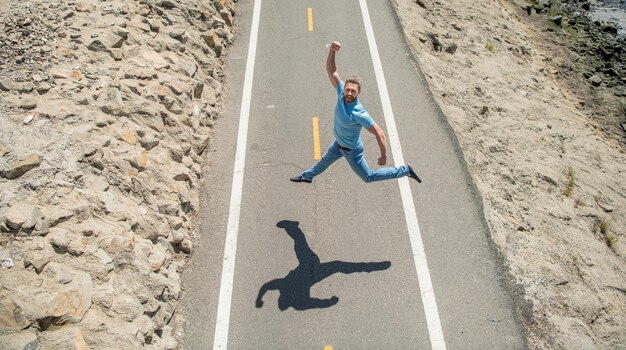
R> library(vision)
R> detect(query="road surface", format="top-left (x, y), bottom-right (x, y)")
top-left (180, 1), bottom-right (527, 349)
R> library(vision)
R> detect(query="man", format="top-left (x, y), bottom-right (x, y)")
top-left (290, 41), bottom-right (422, 184)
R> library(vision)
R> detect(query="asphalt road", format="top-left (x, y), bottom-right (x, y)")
top-left (180, 0), bottom-right (527, 349)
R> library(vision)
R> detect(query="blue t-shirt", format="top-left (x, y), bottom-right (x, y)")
top-left (333, 81), bottom-right (374, 149)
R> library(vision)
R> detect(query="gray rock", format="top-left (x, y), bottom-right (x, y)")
top-left (157, 200), bottom-right (180, 216)
top-left (41, 207), bottom-right (74, 228)
top-left (36, 82), bottom-right (52, 94)
top-left (427, 32), bottom-right (442, 52)
top-left (15, 82), bottom-right (34, 94)
top-left (62, 10), bottom-right (74, 19)
top-left (24, 250), bottom-right (53, 273)
top-left (149, 244), bottom-right (169, 272)
top-left (23, 206), bottom-right (44, 231)
top-left (180, 238), bottom-right (192, 254)
top-left (110, 48), bottom-right (124, 61)
top-left (193, 81), bottom-right (204, 99)
top-left (48, 228), bottom-right (85, 256)
top-left (147, 18), bottom-right (162, 32)
top-left (589, 74), bottom-right (603, 86)
top-left (92, 248), bottom-right (113, 265)
top-left (0, 77), bottom-right (15, 91)
top-left (112, 27), bottom-right (129, 39)
top-left (168, 144), bottom-right (184, 162)
top-left (2, 204), bottom-right (36, 231)
top-left (202, 83), bottom-right (217, 106)
top-left (87, 32), bottom-right (126, 51)
top-left (445, 43), bottom-right (458, 54)
top-left (168, 28), bottom-right (186, 43)
top-left (1, 154), bottom-right (42, 179)
top-left (139, 135), bottom-right (160, 151)
top-left (2, 258), bottom-right (13, 269)
top-left (20, 97), bottom-right (38, 110)
top-left (187, 62), bottom-right (198, 78)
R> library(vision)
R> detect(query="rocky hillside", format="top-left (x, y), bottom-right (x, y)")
top-left (0, 0), bottom-right (235, 348)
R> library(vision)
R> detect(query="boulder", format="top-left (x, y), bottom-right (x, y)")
top-left (589, 74), bottom-right (603, 86)
top-left (24, 250), bottom-right (54, 273)
top-left (41, 207), bottom-right (75, 229)
top-left (0, 77), bottom-right (15, 91)
top-left (48, 228), bottom-right (86, 256)
top-left (1, 204), bottom-right (37, 231)
top-left (1, 154), bottom-right (42, 179)
top-left (87, 31), bottom-right (126, 52)
top-left (142, 51), bottom-right (170, 70)
top-left (149, 244), bottom-right (169, 272)
top-left (110, 294), bottom-right (143, 322)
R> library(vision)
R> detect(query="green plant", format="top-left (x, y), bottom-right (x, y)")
top-left (562, 167), bottom-right (575, 197)
top-left (604, 234), bottom-right (618, 248)
top-left (593, 219), bottom-right (618, 249)
top-left (599, 220), bottom-right (609, 235)
top-left (486, 43), bottom-right (494, 53)
top-left (574, 197), bottom-right (585, 208)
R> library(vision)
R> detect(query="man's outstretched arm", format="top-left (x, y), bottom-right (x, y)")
top-left (367, 123), bottom-right (387, 166)
top-left (327, 41), bottom-right (341, 88)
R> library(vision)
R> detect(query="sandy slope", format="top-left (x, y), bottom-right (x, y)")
top-left (392, 0), bottom-right (625, 348)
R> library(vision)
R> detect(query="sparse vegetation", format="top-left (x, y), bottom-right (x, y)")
top-left (486, 43), bottom-right (494, 52)
top-left (562, 167), bottom-right (575, 197)
top-left (593, 219), bottom-right (618, 249)
top-left (574, 197), bottom-right (585, 208)
top-left (572, 256), bottom-right (587, 278)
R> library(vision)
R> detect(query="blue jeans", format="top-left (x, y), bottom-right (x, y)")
top-left (302, 140), bottom-right (409, 183)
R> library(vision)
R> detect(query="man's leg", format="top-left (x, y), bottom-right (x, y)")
top-left (344, 146), bottom-right (410, 183)
top-left (296, 141), bottom-right (343, 181)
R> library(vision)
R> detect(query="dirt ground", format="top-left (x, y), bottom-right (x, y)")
top-left (392, 0), bottom-right (625, 348)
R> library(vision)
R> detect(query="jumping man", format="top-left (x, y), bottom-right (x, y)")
top-left (290, 41), bottom-right (422, 184)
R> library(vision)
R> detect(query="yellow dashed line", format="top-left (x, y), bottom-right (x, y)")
top-left (308, 8), bottom-right (314, 32)
top-left (312, 117), bottom-right (321, 160)
top-left (324, 346), bottom-right (333, 350)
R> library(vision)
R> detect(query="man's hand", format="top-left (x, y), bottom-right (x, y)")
top-left (327, 41), bottom-right (341, 87)
top-left (377, 155), bottom-right (387, 166)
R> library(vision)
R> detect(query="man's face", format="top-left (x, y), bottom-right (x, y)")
top-left (344, 82), bottom-right (360, 104)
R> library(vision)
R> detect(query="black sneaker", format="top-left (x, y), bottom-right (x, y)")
top-left (290, 174), bottom-right (312, 183)
top-left (407, 164), bottom-right (422, 183)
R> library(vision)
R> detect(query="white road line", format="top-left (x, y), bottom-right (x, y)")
top-left (213, 0), bottom-right (262, 349)
top-left (358, 1), bottom-right (447, 349)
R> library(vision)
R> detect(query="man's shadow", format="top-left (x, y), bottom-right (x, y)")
top-left (255, 220), bottom-right (391, 311)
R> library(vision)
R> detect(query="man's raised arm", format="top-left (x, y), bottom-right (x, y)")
top-left (326, 41), bottom-right (341, 88)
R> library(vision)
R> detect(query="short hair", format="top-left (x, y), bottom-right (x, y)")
top-left (345, 76), bottom-right (362, 91)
